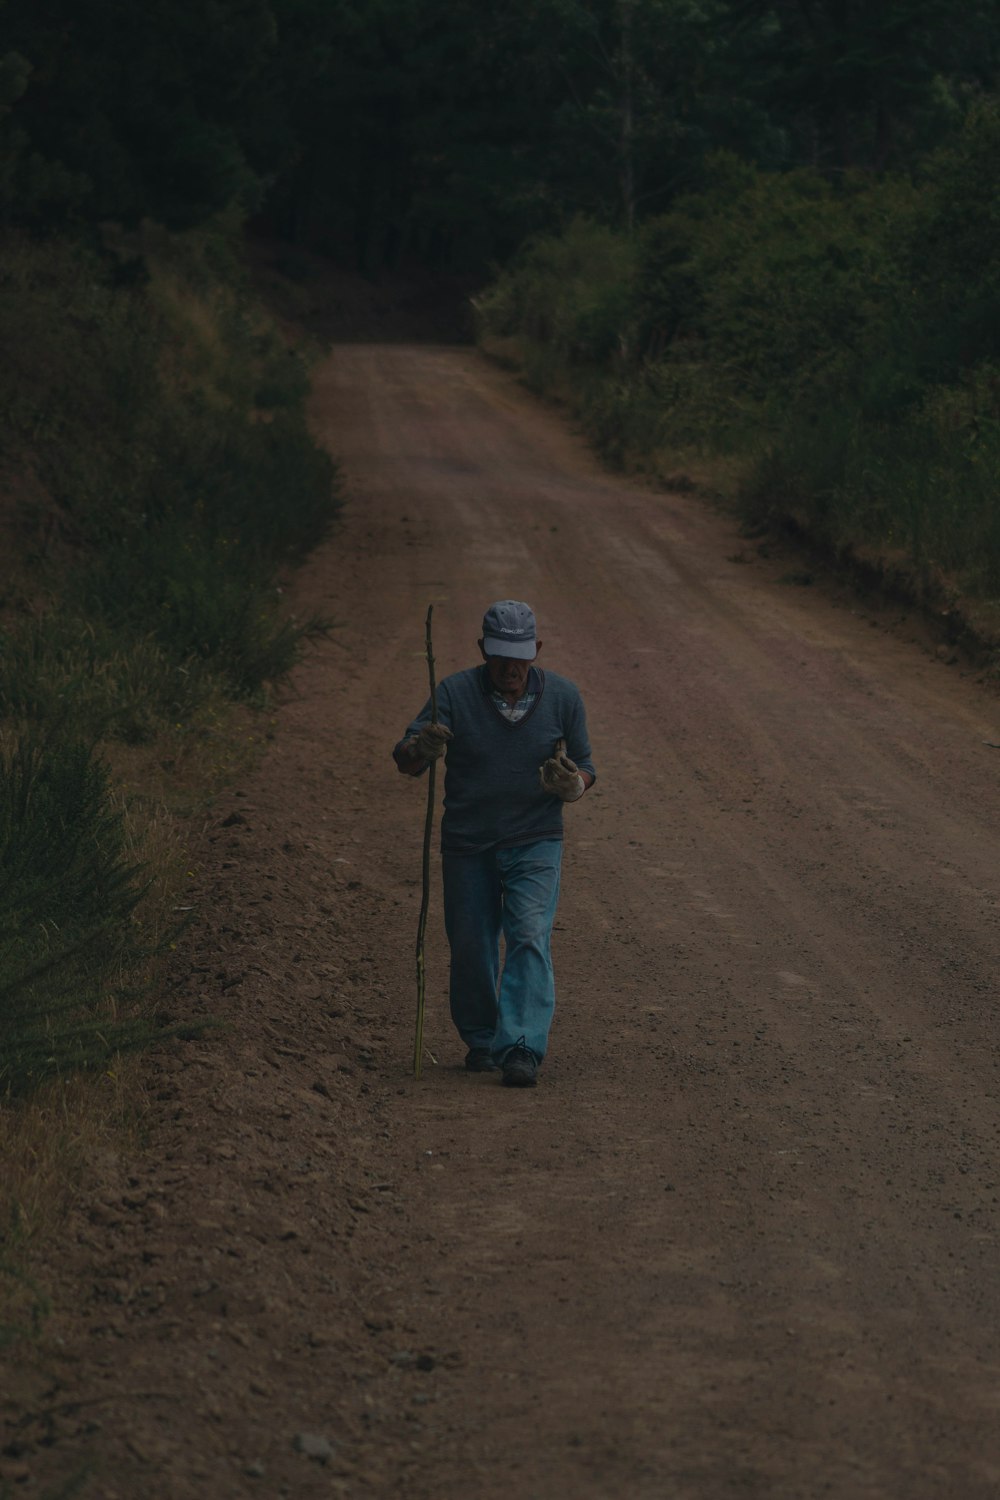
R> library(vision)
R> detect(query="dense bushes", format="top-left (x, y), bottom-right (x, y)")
top-left (476, 106), bottom-right (1000, 602)
top-left (482, 220), bottom-right (637, 365)
top-left (0, 221), bottom-right (338, 1095)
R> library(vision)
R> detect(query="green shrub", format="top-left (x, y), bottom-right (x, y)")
top-left (254, 342), bottom-right (311, 411)
top-left (907, 101), bottom-right (1000, 379)
top-left (478, 135), bottom-right (1000, 605)
top-left (636, 160), bottom-right (916, 412)
top-left (0, 221), bottom-right (338, 717)
top-left (153, 407), bottom-right (337, 564)
top-left (742, 369), bottom-right (1000, 596)
top-left (476, 217), bottom-right (638, 365)
top-left (0, 732), bottom-right (152, 1097)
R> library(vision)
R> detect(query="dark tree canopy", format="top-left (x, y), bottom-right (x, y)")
top-left (1, 0), bottom-right (998, 265)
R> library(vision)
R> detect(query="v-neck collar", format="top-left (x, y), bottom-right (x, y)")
top-left (480, 665), bottom-right (545, 727)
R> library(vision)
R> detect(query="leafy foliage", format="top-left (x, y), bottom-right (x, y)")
top-left (478, 103), bottom-right (1000, 599)
top-left (3, 0), bottom-right (999, 267)
top-left (0, 0), bottom-right (275, 228)
top-left (715, 0), bottom-right (1000, 171)
top-left (634, 160), bottom-right (919, 415)
top-left (477, 218), bottom-right (637, 363)
top-left (0, 226), bottom-right (338, 705)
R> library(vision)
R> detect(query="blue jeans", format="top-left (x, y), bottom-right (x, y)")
top-left (442, 840), bottom-right (563, 1063)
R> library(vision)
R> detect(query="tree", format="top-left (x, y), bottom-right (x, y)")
top-left (719, 0), bottom-right (1000, 172)
top-left (1, 0), bottom-right (277, 228)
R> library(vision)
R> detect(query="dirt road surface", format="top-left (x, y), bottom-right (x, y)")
top-left (5, 345), bottom-right (1000, 1500)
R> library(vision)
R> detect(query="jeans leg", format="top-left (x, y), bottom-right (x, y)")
top-left (493, 840), bottom-right (563, 1063)
top-left (442, 853), bottom-right (502, 1050)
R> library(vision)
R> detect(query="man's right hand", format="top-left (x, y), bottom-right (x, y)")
top-left (412, 722), bottom-right (453, 761)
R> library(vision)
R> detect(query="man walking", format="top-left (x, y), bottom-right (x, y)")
top-left (394, 600), bottom-right (596, 1087)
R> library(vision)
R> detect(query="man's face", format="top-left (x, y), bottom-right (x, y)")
top-left (479, 640), bottom-right (542, 698)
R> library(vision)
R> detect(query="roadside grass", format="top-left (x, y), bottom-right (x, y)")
top-left (0, 1063), bottom-right (143, 1320)
top-left (486, 307), bottom-right (1000, 649)
top-left (0, 615), bottom-right (217, 745)
top-left (0, 220), bottom-right (338, 1341)
top-left (481, 337), bottom-right (1000, 648)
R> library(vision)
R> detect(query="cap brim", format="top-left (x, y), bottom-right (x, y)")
top-left (482, 636), bottom-right (537, 660)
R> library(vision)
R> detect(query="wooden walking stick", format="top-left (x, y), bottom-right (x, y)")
top-left (413, 604), bottom-right (438, 1079)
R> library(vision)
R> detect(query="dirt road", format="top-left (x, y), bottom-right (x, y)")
top-left (6, 345), bottom-right (1000, 1499)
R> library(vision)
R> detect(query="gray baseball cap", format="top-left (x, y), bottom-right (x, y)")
top-left (481, 599), bottom-right (537, 659)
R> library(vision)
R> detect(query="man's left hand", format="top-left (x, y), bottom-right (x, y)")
top-left (540, 752), bottom-right (586, 802)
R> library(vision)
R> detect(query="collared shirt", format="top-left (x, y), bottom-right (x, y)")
top-left (489, 687), bottom-right (537, 723)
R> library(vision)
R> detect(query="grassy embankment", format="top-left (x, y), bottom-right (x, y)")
top-left (475, 106), bottom-right (1000, 651)
top-left (0, 219), bottom-right (337, 1343)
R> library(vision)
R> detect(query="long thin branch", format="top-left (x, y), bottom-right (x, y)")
top-left (413, 605), bottom-right (438, 1079)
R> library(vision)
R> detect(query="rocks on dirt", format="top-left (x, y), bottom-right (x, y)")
top-left (292, 1432), bottom-right (335, 1463)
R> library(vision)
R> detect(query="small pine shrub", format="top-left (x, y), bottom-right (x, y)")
top-left (0, 732), bottom-right (153, 1096)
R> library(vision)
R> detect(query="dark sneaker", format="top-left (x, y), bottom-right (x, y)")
top-left (502, 1040), bottom-right (538, 1088)
top-left (464, 1047), bottom-right (497, 1072)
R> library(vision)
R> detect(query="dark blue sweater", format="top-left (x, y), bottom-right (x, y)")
top-left (395, 666), bottom-right (596, 856)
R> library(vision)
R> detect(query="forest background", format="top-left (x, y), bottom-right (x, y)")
top-left (2, 0), bottom-right (999, 1309)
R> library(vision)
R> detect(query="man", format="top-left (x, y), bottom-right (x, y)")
top-left (393, 600), bottom-right (596, 1087)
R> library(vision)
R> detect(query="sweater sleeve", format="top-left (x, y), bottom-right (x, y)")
top-left (563, 684), bottom-right (596, 782)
